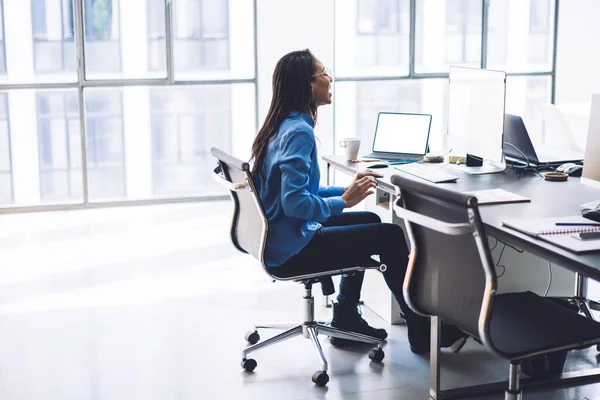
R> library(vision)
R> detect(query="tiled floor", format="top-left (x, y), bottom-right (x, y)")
top-left (0, 201), bottom-right (599, 399)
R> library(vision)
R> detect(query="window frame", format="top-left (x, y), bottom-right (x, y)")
top-left (337, 0), bottom-right (559, 153)
top-left (0, 0), bottom-right (258, 212)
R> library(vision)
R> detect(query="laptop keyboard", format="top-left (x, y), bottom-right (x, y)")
top-left (394, 163), bottom-right (459, 184)
top-left (363, 153), bottom-right (422, 162)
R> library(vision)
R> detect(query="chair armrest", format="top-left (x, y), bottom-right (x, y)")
top-left (393, 201), bottom-right (473, 236)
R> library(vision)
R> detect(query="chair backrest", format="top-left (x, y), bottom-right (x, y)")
top-left (210, 148), bottom-right (268, 263)
top-left (391, 174), bottom-right (497, 342)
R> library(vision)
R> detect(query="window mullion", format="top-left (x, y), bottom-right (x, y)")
top-left (166, 0), bottom-right (175, 83)
top-left (408, 0), bottom-right (416, 77)
top-left (72, 0), bottom-right (89, 204)
top-left (550, 0), bottom-right (559, 104)
top-left (481, 0), bottom-right (489, 68)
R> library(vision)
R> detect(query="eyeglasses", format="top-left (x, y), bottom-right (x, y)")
top-left (312, 67), bottom-right (332, 79)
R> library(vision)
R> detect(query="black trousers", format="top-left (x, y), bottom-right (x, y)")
top-left (269, 211), bottom-right (422, 322)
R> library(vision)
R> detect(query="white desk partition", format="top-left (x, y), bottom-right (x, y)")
top-left (582, 94), bottom-right (600, 187)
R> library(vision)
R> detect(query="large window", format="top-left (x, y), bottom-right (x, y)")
top-left (0, 93), bottom-right (11, 205)
top-left (150, 85), bottom-right (231, 195)
top-left (335, 0), bottom-right (558, 152)
top-left (0, 0), bottom-right (256, 210)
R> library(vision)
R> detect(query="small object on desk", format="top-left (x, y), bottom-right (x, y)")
top-left (367, 163), bottom-right (389, 169)
top-left (572, 231), bottom-right (600, 241)
top-left (581, 199), bottom-right (600, 211)
top-left (556, 162), bottom-right (584, 177)
top-left (544, 172), bottom-right (568, 182)
top-left (423, 155), bottom-right (444, 163)
top-left (448, 155), bottom-right (466, 164)
top-left (583, 208), bottom-right (600, 223)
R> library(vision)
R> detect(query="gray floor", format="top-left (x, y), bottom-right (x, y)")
top-left (0, 201), bottom-right (599, 399)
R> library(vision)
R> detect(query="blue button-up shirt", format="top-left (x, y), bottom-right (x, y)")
top-left (255, 112), bottom-right (345, 267)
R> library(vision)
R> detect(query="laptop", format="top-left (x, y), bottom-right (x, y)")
top-left (362, 112), bottom-right (432, 161)
top-left (503, 114), bottom-right (584, 166)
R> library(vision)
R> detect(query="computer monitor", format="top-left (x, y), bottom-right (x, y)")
top-left (446, 66), bottom-right (507, 174)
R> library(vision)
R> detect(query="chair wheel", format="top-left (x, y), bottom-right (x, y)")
top-left (312, 370), bottom-right (329, 386)
top-left (241, 358), bottom-right (257, 372)
top-left (369, 348), bottom-right (385, 363)
top-left (245, 331), bottom-right (260, 344)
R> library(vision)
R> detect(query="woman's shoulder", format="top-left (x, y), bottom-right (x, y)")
top-left (279, 117), bottom-right (315, 143)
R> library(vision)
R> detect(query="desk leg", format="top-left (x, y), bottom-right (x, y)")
top-left (323, 161), bottom-right (332, 308)
top-left (430, 316), bottom-right (441, 400)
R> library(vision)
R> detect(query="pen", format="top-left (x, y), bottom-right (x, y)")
top-left (555, 222), bottom-right (600, 226)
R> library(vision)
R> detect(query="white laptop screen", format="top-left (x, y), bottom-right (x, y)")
top-left (372, 112), bottom-right (432, 155)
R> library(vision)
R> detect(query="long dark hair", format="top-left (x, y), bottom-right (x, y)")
top-left (251, 49), bottom-right (318, 177)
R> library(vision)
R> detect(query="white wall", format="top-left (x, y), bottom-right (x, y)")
top-left (256, 0), bottom-right (335, 156)
top-left (555, 0), bottom-right (600, 104)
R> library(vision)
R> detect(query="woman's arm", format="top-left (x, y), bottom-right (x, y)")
top-left (318, 186), bottom-right (345, 198)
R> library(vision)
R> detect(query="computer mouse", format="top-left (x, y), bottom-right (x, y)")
top-left (556, 163), bottom-right (583, 177)
top-left (583, 208), bottom-right (600, 223)
top-left (368, 163), bottom-right (389, 169)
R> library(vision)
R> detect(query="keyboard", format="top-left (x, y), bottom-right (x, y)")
top-left (581, 200), bottom-right (600, 211)
top-left (394, 164), bottom-right (459, 184)
top-left (362, 152), bottom-right (422, 162)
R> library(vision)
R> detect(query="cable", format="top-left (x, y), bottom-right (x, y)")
top-left (503, 141), bottom-right (532, 169)
top-left (503, 141), bottom-right (556, 178)
top-left (489, 238), bottom-right (523, 279)
top-left (490, 237), bottom-right (499, 253)
top-left (495, 243), bottom-right (507, 278)
top-left (544, 261), bottom-right (553, 297)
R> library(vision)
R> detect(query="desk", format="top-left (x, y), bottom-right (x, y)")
top-left (323, 154), bottom-right (600, 398)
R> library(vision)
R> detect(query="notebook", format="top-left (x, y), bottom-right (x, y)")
top-left (463, 188), bottom-right (530, 205)
top-left (362, 112), bottom-right (432, 161)
top-left (502, 216), bottom-right (600, 253)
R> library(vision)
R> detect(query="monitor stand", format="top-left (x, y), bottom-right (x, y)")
top-left (455, 153), bottom-right (506, 175)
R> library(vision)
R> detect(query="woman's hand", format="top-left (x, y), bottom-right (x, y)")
top-left (344, 169), bottom-right (383, 193)
top-left (342, 176), bottom-right (377, 208)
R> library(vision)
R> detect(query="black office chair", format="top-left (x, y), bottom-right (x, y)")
top-left (211, 148), bottom-right (385, 387)
top-left (390, 173), bottom-right (600, 399)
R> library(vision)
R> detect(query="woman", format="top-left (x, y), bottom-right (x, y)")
top-left (251, 49), bottom-right (465, 353)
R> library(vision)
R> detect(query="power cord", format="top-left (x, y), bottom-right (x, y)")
top-left (490, 238), bottom-right (552, 296)
top-left (490, 238), bottom-right (524, 278)
top-left (544, 261), bottom-right (553, 297)
top-left (495, 243), bottom-right (507, 278)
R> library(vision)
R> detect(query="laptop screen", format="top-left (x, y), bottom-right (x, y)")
top-left (372, 112), bottom-right (432, 155)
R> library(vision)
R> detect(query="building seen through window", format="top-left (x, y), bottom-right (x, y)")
top-left (356, 0), bottom-right (408, 68)
top-left (84, 90), bottom-right (126, 200)
top-left (150, 85), bottom-right (231, 195)
top-left (36, 90), bottom-right (82, 202)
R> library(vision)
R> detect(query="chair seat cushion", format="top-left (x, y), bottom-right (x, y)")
top-left (489, 291), bottom-right (600, 359)
top-left (268, 256), bottom-right (381, 280)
